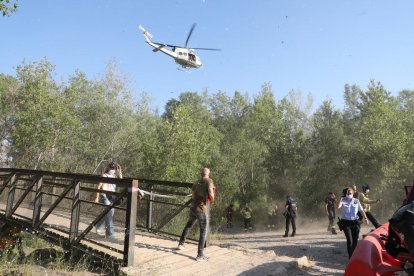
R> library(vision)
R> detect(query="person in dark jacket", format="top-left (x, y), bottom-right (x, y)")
top-left (225, 204), bottom-right (234, 228)
top-left (283, 195), bottom-right (297, 237)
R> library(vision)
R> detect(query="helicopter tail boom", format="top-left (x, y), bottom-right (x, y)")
top-left (152, 45), bottom-right (165, 52)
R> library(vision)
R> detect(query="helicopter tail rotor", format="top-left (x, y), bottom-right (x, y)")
top-left (139, 25), bottom-right (153, 41)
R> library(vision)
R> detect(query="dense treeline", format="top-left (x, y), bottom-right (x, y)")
top-left (1, 59), bottom-right (413, 223)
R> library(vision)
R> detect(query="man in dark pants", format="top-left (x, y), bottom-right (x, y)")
top-left (358, 184), bottom-right (381, 228)
top-left (177, 168), bottom-right (215, 262)
top-left (342, 220), bottom-right (361, 258)
top-left (241, 203), bottom-right (253, 231)
top-left (225, 204), bottom-right (234, 228)
top-left (338, 187), bottom-right (369, 259)
top-left (325, 192), bottom-right (337, 234)
top-left (283, 195), bottom-right (297, 237)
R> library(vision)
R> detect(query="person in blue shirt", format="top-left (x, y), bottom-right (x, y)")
top-left (338, 186), bottom-right (369, 259)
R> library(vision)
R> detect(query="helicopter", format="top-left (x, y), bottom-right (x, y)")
top-left (139, 24), bottom-right (220, 69)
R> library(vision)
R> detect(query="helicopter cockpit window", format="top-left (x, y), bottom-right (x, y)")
top-left (178, 52), bottom-right (182, 56)
top-left (184, 53), bottom-right (187, 56)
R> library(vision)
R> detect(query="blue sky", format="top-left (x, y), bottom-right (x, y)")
top-left (2, 0), bottom-right (414, 112)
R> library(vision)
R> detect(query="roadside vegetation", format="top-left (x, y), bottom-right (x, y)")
top-left (1, 58), bottom-right (413, 226)
top-left (0, 231), bottom-right (117, 275)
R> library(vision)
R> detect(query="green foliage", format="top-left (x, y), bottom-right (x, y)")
top-left (1, 58), bottom-right (414, 224)
top-left (0, 0), bottom-right (18, 16)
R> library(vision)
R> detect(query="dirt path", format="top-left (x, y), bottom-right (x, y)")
top-left (214, 224), bottom-right (373, 275)
top-left (1, 202), bottom-right (371, 275)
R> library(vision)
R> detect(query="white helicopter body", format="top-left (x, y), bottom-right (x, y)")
top-left (139, 24), bottom-right (219, 69)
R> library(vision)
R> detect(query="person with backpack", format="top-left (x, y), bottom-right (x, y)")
top-left (177, 167), bottom-right (215, 262)
top-left (283, 195), bottom-right (297, 237)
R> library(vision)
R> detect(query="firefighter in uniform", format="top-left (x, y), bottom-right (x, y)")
top-left (325, 192), bottom-right (337, 234)
top-left (241, 203), bottom-right (253, 231)
top-left (267, 200), bottom-right (278, 230)
top-left (358, 184), bottom-right (382, 228)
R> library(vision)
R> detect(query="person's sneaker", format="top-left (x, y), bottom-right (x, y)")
top-left (195, 255), bottom-right (209, 262)
top-left (283, 234), bottom-right (288, 237)
top-left (177, 244), bottom-right (185, 250)
top-left (290, 232), bottom-right (296, 237)
top-left (107, 236), bottom-right (117, 242)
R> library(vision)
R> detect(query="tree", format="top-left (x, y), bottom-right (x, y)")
top-left (158, 102), bottom-right (221, 182)
top-left (10, 59), bottom-right (63, 169)
top-left (265, 91), bottom-right (312, 201)
top-left (0, 0), bottom-right (18, 16)
top-left (0, 74), bottom-right (19, 165)
top-left (348, 81), bottom-right (409, 216)
top-left (301, 100), bottom-right (348, 213)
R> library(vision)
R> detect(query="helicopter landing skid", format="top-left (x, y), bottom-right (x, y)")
top-left (177, 67), bottom-right (190, 73)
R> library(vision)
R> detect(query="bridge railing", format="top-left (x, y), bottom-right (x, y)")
top-left (136, 179), bottom-right (194, 238)
top-left (0, 168), bottom-right (138, 267)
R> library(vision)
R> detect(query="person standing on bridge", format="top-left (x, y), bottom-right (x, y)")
top-left (177, 167), bottom-right (215, 262)
top-left (95, 161), bottom-right (122, 239)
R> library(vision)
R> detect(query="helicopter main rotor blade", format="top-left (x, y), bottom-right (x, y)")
top-left (190, 47), bottom-right (221, 51)
top-left (184, 23), bottom-right (196, 48)
top-left (165, 44), bottom-right (182, 48)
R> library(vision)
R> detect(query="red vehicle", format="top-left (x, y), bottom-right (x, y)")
top-left (345, 185), bottom-right (414, 276)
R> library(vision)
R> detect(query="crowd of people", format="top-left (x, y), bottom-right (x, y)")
top-left (223, 184), bottom-right (385, 260)
top-left (94, 161), bottom-right (386, 262)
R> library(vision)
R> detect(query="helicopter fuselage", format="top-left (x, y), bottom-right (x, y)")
top-left (139, 24), bottom-right (219, 69)
top-left (147, 40), bottom-right (202, 69)
top-left (172, 47), bottom-right (202, 69)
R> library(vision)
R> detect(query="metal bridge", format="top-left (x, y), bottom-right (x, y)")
top-left (0, 168), bottom-right (196, 269)
top-left (1, 168), bottom-right (308, 275)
